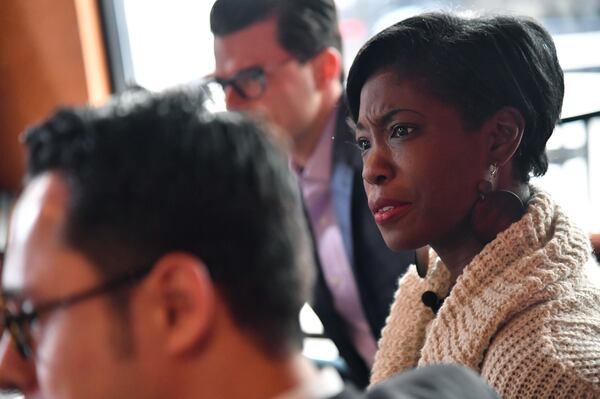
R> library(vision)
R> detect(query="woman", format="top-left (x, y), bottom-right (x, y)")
top-left (346, 12), bottom-right (600, 398)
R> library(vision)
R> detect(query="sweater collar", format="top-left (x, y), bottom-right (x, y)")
top-left (419, 186), bottom-right (591, 369)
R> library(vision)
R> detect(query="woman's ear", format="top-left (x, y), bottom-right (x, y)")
top-left (310, 47), bottom-right (342, 89)
top-left (486, 106), bottom-right (525, 166)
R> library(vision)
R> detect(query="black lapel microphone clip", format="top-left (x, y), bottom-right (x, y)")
top-left (421, 291), bottom-right (444, 314)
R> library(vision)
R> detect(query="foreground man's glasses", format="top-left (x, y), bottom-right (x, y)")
top-left (1, 262), bottom-right (155, 359)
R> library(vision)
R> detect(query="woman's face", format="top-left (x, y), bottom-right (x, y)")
top-left (355, 68), bottom-right (489, 251)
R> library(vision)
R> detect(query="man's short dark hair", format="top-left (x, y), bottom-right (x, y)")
top-left (346, 12), bottom-right (564, 182)
top-left (210, 0), bottom-right (342, 62)
top-left (23, 86), bottom-right (313, 357)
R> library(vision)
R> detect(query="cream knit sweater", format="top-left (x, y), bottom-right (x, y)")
top-left (371, 188), bottom-right (600, 398)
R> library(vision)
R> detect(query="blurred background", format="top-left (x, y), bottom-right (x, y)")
top-left (0, 1), bottom-right (599, 397)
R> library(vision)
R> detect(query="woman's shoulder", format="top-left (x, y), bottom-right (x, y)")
top-left (482, 288), bottom-right (600, 397)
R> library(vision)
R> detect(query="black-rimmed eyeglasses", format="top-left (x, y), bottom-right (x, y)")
top-left (207, 58), bottom-right (294, 100)
top-left (1, 262), bottom-right (155, 359)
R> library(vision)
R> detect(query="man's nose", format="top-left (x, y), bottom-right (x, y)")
top-left (362, 144), bottom-right (395, 186)
top-left (0, 333), bottom-right (38, 394)
top-left (224, 86), bottom-right (247, 110)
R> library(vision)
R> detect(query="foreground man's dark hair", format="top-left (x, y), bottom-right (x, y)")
top-left (23, 87), bottom-right (313, 357)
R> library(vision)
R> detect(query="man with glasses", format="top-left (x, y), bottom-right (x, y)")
top-left (209, 0), bottom-right (415, 388)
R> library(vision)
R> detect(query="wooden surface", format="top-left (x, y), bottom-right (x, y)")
top-left (0, 0), bottom-right (110, 192)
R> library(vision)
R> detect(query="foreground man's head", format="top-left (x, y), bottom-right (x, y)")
top-left (0, 88), bottom-right (313, 399)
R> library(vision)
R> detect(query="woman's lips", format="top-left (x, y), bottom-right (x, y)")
top-left (371, 201), bottom-right (412, 225)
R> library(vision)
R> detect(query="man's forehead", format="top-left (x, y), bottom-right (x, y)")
top-left (3, 173), bottom-right (71, 296)
top-left (213, 18), bottom-right (288, 76)
top-left (13, 173), bottom-right (69, 241)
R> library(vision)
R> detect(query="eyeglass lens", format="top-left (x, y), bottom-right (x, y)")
top-left (215, 68), bottom-right (266, 100)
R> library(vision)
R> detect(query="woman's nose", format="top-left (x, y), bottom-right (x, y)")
top-left (362, 144), bottom-right (394, 186)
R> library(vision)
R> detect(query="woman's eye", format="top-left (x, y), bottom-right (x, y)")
top-left (355, 137), bottom-right (371, 152)
top-left (391, 124), bottom-right (415, 137)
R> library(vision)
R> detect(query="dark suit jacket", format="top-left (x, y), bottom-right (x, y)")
top-left (330, 364), bottom-right (500, 399)
top-left (309, 98), bottom-right (415, 388)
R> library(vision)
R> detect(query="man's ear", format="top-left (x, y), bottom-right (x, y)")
top-left (147, 252), bottom-right (216, 356)
top-left (486, 106), bottom-right (525, 166)
top-left (310, 47), bottom-right (342, 89)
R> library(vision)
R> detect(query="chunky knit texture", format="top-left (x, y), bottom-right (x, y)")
top-left (371, 188), bottom-right (600, 398)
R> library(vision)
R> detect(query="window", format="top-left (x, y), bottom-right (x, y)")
top-left (109, 0), bottom-right (600, 87)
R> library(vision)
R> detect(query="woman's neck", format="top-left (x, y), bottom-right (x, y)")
top-left (432, 182), bottom-right (530, 282)
top-left (431, 226), bottom-right (484, 283)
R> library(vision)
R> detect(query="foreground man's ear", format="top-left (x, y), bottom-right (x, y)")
top-left (147, 252), bottom-right (216, 355)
